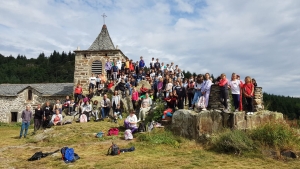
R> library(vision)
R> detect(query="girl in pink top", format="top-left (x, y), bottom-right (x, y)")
top-left (131, 87), bottom-right (139, 110)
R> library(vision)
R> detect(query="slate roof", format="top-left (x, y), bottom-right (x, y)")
top-left (0, 83), bottom-right (74, 96)
top-left (88, 24), bottom-right (116, 50)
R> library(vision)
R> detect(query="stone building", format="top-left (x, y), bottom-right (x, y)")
top-left (73, 24), bottom-right (128, 93)
top-left (0, 83), bottom-right (73, 123)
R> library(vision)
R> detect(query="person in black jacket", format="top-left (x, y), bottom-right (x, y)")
top-left (42, 102), bottom-right (53, 129)
top-left (174, 81), bottom-right (186, 109)
top-left (34, 104), bottom-right (43, 132)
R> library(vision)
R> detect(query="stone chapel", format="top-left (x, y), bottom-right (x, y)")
top-left (73, 24), bottom-right (128, 93)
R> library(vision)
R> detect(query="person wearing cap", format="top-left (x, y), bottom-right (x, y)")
top-left (124, 110), bottom-right (138, 133)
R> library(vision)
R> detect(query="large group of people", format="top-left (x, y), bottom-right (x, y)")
top-left (20, 56), bottom-right (258, 137)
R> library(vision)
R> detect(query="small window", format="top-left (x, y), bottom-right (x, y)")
top-left (11, 112), bottom-right (18, 122)
top-left (28, 89), bottom-right (32, 100)
top-left (92, 60), bottom-right (103, 74)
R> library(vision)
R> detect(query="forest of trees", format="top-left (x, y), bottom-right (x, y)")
top-left (0, 51), bottom-right (75, 83)
top-left (0, 51), bottom-right (299, 119)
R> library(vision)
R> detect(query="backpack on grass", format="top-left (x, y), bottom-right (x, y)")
top-left (108, 128), bottom-right (119, 136)
top-left (138, 122), bottom-right (147, 132)
top-left (107, 143), bottom-right (120, 156)
top-left (61, 147), bottom-right (80, 163)
top-left (28, 149), bottom-right (59, 161)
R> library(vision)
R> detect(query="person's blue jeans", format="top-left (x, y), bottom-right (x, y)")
top-left (101, 107), bottom-right (110, 118)
top-left (20, 122), bottom-right (30, 138)
top-left (192, 90), bottom-right (202, 105)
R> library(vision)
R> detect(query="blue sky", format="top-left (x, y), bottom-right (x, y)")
top-left (0, 0), bottom-right (300, 97)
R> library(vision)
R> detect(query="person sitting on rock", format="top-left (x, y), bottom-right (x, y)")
top-left (138, 92), bottom-right (152, 122)
top-left (81, 101), bottom-right (92, 121)
top-left (101, 94), bottom-right (111, 120)
top-left (91, 100), bottom-right (100, 122)
top-left (49, 109), bottom-right (63, 126)
top-left (115, 79), bottom-right (126, 97)
top-left (124, 110), bottom-right (138, 133)
top-left (164, 92), bottom-right (177, 112)
top-left (139, 84), bottom-right (148, 96)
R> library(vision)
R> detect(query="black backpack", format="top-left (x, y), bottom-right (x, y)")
top-left (138, 122), bottom-right (147, 132)
top-left (107, 143), bottom-right (120, 156)
top-left (28, 149), bottom-right (59, 161)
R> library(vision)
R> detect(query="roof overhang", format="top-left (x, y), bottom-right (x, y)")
top-left (74, 49), bottom-right (128, 59)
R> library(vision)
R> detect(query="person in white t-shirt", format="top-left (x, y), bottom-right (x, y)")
top-left (150, 57), bottom-right (155, 70)
top-left (228, 73), bottom-right (242, 111)
top-left (89, 73), bottom-right (96, 90)
top-left (116, 58), bottom-right (122, 71)
top-left (124, 110), bottom-right (138, 133)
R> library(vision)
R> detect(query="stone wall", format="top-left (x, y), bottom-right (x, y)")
top-left (207, 85), bottom-right (264, 112)
top-left (171, 109), bottom-right (283, 141)
top-left (74, 50), bottom-right (127, 93)
top-left (0, 88), bottom-right (66, 123)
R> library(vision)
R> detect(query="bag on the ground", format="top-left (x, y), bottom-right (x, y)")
top-left (61, 147), bottom-right (80, 163)
top-left (28, 149), bottom-right (59, 161)
top-left (28, 151), bottom-right (43, 161)
top-left (138, 122), bottom-right (147, 132)
top-left (108, 128), bottom-right (119, 136)
top-left (124, 129), bottom-right (133, 140)
top-left (107, 143), bottom-right (120, 156)
top-left (120, 146), bottom-right (135, 153)
top-left (80, 114), bottom-right (87, 123)
top-left (148, 121), bottom-right (154, 132)
top-left (197, 96), bottom-right (206, 109)
top-left (96, 131), bottom-right (104, 138)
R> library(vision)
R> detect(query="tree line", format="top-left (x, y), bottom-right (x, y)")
top-left (0, 51), bottom-right (299, 119)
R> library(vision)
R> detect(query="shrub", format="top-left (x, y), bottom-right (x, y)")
top-left (211, 129), bottom-right (255, 154)
top-left (145, 99), bottom-right (165, 122)
top-left (250, 122), bottom-right (300, 150)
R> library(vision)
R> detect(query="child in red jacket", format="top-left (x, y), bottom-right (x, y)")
top-left (243, 76), bottom-right (254, 115)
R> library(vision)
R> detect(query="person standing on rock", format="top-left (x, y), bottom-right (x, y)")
top-left (217, 73), bottom-right (229, 113)
top-left (20, 105), bottom-right (32, 138)
top-left (189, 74), bottom-right (204, 110)
top-left (105, 58), bottom-right (112, 80)
top-left (243, 76), bottom-right (254, 115)
top-left (34, 104), bottom-right (43, 132)
top-left (228, 73), bottom-right (242, 112)
top-left (201, 73), bottom-right (213, 110)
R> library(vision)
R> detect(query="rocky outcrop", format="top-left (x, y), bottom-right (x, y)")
top-left (208, 85), bottom-right (232, 110)
top-left (171, 109), bottom-right (283, 141)
top-left (253, 87), bottom-right (264, 112)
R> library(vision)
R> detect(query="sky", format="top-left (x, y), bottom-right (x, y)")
top-left (0, 0), bottom-right (299, 97)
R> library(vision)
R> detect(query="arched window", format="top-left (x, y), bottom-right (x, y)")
top-left (91, 60), bottom-right (102, 74)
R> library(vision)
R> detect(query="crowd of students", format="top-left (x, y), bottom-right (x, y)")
top-left (19, 56), bottom-right (258, 138)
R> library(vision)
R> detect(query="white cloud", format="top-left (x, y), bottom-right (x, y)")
top-left (0, 0), bottom-right (299, 96)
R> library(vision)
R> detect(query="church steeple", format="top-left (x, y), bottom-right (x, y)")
top-left (88, 24), bottom-right (116, 50)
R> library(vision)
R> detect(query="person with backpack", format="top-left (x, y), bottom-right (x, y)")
top-left (105, 58), bottom-right (112, 80)
top-left (139, 56), bottom-right (145, 70)
top-left (20, 105), bottom-right (32, 138)
top-left (101, 94), bottom-right (111, 120)
top-left (124, 110), bottom-right (138, 133)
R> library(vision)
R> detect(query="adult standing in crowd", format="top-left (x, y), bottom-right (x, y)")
top-left (105, 58), bottom-right (112, 80)
top-left (34, 104), bottom-right (43, 132)
top-left (139, 56), bottom-right (145, 70)
top-left (190, 74), bottom-right (203, 110)
top-left (89, 73), bottom-right (96, 90)
top-left (218, 73), bottom-right (229, 113)
top-left (19, 105), bottom-right (32, 138)
top-left (43, 102), bottom-right (52, 129)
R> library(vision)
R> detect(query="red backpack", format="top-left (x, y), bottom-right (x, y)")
top-left (107, 128), bottom-right (119, 136)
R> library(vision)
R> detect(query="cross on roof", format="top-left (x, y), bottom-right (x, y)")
top-left (101, 13), bottom-right (107, 24)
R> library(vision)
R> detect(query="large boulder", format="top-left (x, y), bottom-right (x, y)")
top-left (171, 109), bottom-right (284, 141)
top-left (136, 80), bottom-right (151, 92)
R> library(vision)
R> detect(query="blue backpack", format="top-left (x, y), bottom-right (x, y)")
top-left (61, 147), bottom-right (79, 163)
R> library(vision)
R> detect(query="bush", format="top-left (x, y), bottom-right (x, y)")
top-left (211, 129), bottom-right (255, 154)
top-left (250, 122), bottom-right (300, 150)
top-left (145, 99), bottom-right (165, 122)
top-left (136, 129), bottom-right (182, 148)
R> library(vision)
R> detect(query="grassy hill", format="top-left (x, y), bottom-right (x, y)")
top-left (1, 119), bottom-right (300, 169)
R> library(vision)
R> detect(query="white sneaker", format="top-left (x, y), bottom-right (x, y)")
top-left (202, 108), bottom-right (207, 111)
top-left (250, 112), bottom-right (254, 115)
top-left (235, 109), bottom-right (239, 112)
top-left (246, 112), bottom-right (251, 115)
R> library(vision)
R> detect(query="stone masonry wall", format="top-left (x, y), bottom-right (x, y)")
top-left (0, 88), bottom-right (65, 123)
top-left (74, 51), bottom-right (127, 93)
top-left (207, 85), bottom-right (264, 112)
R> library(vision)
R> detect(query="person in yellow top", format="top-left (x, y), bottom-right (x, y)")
top-left (125, 58), bottom-right (130, 74)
